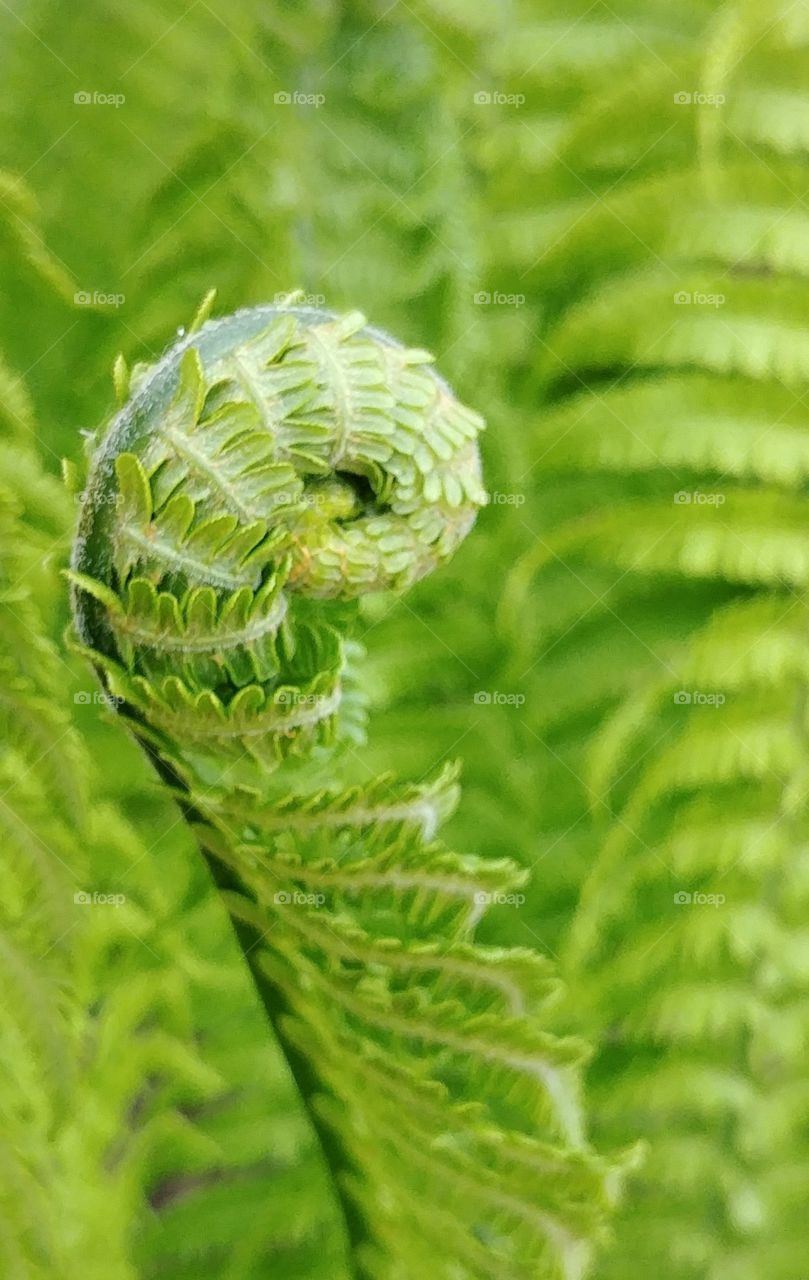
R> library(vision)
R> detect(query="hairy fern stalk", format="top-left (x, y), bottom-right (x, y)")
top-left (69, 294), bottom-right (622, 1280)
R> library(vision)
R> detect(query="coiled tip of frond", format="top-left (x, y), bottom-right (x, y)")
top-left (70, 297), bottom-right (485, 768)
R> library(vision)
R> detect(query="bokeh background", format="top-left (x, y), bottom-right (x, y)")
top-left (1, 1), bottom-right (807, 1277)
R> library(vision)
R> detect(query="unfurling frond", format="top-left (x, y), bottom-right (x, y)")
top-left (70, 298), bottom-right (624, 1280)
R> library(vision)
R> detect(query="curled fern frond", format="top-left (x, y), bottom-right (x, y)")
top-left (71, 300), bottom-right (486, 772)
top-left (69, 297), bottom-right (624, 1280)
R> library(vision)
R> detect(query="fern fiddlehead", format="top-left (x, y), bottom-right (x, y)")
top-left (70, 294), bottom-right (622, 1280)
top-left (72, 298), bottom-right (486, 766)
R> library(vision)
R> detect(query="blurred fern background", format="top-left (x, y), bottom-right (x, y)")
top-left (1, 1), bottom-right (808, 1277)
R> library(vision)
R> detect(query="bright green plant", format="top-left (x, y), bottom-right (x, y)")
top-left (66, 296), bottom-right (623, 1280)
top-left (2, 1), bottom-right (806, 1275)
top-left (489, 5), bottom-right (809, 1278)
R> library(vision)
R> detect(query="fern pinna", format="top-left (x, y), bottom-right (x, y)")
top-left (493, 5), bottom-right (809, 1278)
top-left (69, 295), bottom-right (623, 1280)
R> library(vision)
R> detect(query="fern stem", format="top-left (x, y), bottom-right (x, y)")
top-left (143, 740), bottom-right (367, 1273)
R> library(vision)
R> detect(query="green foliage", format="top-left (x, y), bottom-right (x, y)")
top-left (1, 0), bottom-right (807, 1276)
top-left (485, 4), bottom-right (809, 1277)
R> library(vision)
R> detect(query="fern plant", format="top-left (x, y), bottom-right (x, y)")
top-left (67, 294), bottom-right (623, 1280)
top-left (489, 3), bottom-right (809, 1277)
top-left (8, 0), bottom-right (806, 1272)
